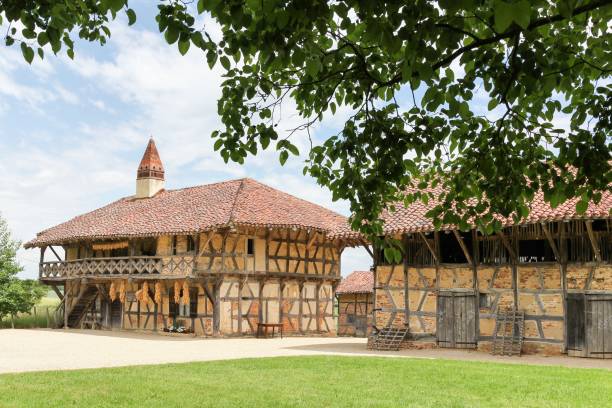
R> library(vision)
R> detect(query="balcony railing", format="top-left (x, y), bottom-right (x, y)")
top-left (39, 256), bottom-right (195, 279)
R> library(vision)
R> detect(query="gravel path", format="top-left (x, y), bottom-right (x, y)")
top-left (1, 329), bottom-right (610, 373)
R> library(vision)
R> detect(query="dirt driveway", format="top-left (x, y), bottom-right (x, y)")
top-left (1, 329), bottom-right (610, 373)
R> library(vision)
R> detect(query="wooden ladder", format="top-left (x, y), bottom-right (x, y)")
top-left (492, 308), bottom-right (525, 356)
top-left (370, 327), bottom-right (409, 351)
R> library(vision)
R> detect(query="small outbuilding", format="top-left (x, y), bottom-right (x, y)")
top-left (336, 271), bottom-right (374, 337)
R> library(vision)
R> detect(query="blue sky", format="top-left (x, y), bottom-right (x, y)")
top-left (0, 2), bottom-right (373, 278)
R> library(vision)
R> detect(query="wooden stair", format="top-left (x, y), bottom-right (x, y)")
top-left (369, 327), bottom-right (409, 351)
top-left (492, 308), bottom-right (525, 356)
top-left (66, 286), bottom-right (98, 328)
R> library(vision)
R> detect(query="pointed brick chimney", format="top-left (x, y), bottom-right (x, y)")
top-left (136, 138), bottom-right (165, 198)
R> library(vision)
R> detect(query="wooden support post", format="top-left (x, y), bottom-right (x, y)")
top-left (279, 279), bottom-right (285, 327)
top-left (452, 230), bottom-right (473, 265)
top-left (298, 280), bottom-right (304, 334)
top-left (213, 278), bottom-right (221, 336)
top-left (541, 223), bottom-right (560, 261)
top-left (315, 281), bottom-right (321, 332)
top-left (238, 279), bottom-right (243, 334)
top-left (265, 230), bottom-right (270, 272)
top-left (585, 220), bottom-right (601, 262)
top-left (64, 283), bottom-right (69, 329)
top-left (285, 229), bottom-right (290, 274)
top-left (258, 278), bottom-right (264, 324)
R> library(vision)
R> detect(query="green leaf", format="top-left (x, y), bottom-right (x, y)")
top-left (126, 9), bottom-right (137, 26)
top-left (178, 40), bottom-right (190, 56)
top-left (279, 150), bottom-right (289, 166)
top-left (108, 0), bottom-right (125, 13)
top-left (21, 43), bottom-right (34, 64)
top-left (494, 1), bottom-right (514, 33)
top-left (165, 26), bottom-right (180, 45)
top-left (513, 0), bottom-right (531, 30)
top-left (575, 199), bottom-right (588, 214)
top-left (488, 99), bottom-right (499, 111)
top-left (306, 58), bottom-right (320, 77)
top-left (220, 56), bottom-right (231, 70)
top-left (197, 0), bottom-right (206, 14)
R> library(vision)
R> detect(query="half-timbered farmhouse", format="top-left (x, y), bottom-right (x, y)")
top-left (336, 270), bottom-right (373, 337)
top-left (337, 188), bottom-right (611, 357)
top-left (26, 139), bottom-right (350, 337)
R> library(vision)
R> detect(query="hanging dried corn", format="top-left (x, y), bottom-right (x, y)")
top-left (109, 281), bottom-right (117, 302)
top-left (141, 281), bottom-right (151, 305)
top-left (174, 281), bottom-right (181, 304)
top-left (154, 281), bottom-right (163, 306)
top-left (182, 281), bottom-right (190, 305)
top-left (119, 280), bottom-right (126, 303)
top-left (135, 288), bottom-right (143, 303)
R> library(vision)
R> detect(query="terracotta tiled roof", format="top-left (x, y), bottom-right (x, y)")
top-left (331, 187), bottom-right (612, 238)
top-left (336, 271), bottom-right (373, 295)
top-left (25, 178), bottom-right (348, 248)
top-left (137, 138), bottom-right (164, 180)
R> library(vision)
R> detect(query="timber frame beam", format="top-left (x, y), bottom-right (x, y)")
top-left (584, 220), bottom-right (602, 262)
top-left (419, 232), bottom-right (438, 264)
top-left (452, 230), bottom-right (473, 265)
top-left (496, 230), bottom-right (517, 262)
top-left (541, 223), bottom-right (561, 262)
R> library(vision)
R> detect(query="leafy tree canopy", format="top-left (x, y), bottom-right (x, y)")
top-left (2, 0), bottom-right (611, 248)
top-left (0, 214), bottom-right (45, 320)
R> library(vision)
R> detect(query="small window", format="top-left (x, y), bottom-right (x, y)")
top-left (187, 236), bottom-right (196, 253)
top-left (171, 236), bottom-right (178, 256)
top-left (479, 293), bottom-right (490, 308)
top-left (347, 314), bottom-right (356, 324)
top-left (246, 238), bottom-right (255, 256)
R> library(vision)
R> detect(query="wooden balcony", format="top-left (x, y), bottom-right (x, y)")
top-left (39, 256), bottom-right (195, 280)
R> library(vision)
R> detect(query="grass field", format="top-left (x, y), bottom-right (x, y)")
top-left (0, 356), bottom-right (610, 407)
top-left (0, 291), bottom-right (61, 329)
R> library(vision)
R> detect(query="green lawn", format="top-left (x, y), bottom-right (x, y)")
top-left (0, 356), bottom-right (609, 407)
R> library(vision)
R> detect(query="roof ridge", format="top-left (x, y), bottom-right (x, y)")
top-left (241, 177), bottom-right (347, 220)
top-left (228, 178), bottom-right (247, 225)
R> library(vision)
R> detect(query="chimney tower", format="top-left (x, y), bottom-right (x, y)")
top-left (136, 138), bottom-right (165, 198)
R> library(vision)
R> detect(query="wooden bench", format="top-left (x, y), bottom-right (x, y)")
top-left (256, 323), bottom-right (283, 339)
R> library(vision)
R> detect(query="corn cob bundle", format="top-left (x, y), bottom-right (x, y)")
top-left (174, 281), bottom-right (181, 304)
top-left (119, 280), bottom-right (126, 303)
top-left (154, 281), bottom-right (163, 306)
top-left (182, 281), bottom-right (190, 305)
top-left (109, 282), bottom-right (117, 302)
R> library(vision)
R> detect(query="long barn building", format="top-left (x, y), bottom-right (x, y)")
top-left (337, 187), bottom-right (612, 358)
top-left (26, 139), bottom-right (352, 337)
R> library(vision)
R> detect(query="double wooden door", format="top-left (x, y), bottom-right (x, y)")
top-left (567, 293), bottom-right (612, 358)
top-left (437, 290), bottom-right (477, 349)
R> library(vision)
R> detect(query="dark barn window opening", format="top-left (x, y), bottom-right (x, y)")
top-left (439, 231), bottom-right (471, 264)
top-left (247, 238), bottom-right (255, 256)
top-left (518, 239), bottom-right (556, 263)
top-left (187, 235), bottom-right (196, 253)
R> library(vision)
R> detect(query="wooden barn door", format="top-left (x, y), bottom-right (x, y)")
top-left (437, 290), bottom-right (477, 349)
top-left (566, 293), bottom-right (586, 357)
top-left (585, 294), bottom-right (612, 359)
top-left (566, 293), bottom-right (612, 359)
